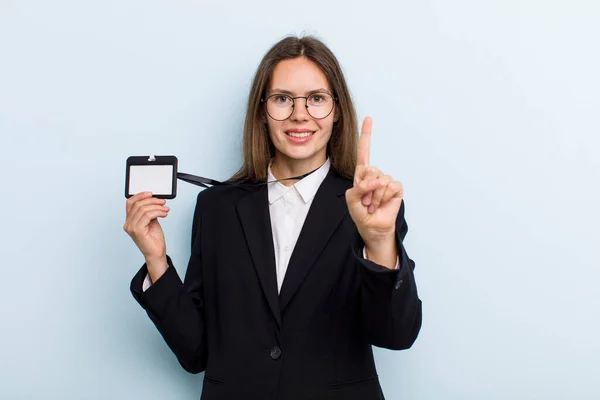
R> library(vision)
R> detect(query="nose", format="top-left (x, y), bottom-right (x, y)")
top-left (290, 98), bottom-right (310, 121)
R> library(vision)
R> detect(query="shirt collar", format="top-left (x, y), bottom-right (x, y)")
top-left (267, 158), bottom-right (331, 204)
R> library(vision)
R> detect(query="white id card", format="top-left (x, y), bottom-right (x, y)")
top-left (125, 155), bottom-right (178, 199)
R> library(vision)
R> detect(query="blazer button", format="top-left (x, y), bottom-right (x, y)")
top-left (270, 346), bottom-right (282, 360)
top-left (395, 280), bottom-right (403, 290)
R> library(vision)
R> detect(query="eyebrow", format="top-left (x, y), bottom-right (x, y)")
top-left (268, 88), bottom-right (332, 96)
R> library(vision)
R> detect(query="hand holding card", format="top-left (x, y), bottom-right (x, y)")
top-left (123, 191), bottom-right (170, 283)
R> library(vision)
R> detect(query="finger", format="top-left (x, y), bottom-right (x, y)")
top-left (128, 197), bottom-right (167, 220)
top-left (130, 204), bottom-right (170, 230)
top-left (126, 200), bottom-right (166, 233)
top-left (380, 181), bottom-right (404, 204)
top-left (361, 166), bottom-right (382, 206)
top-left (354, 176), bottom-right (384, 198)
top-left (137, 210), bottom-right (169, 229)
top-left (131, 203), bottom-right (170, 226)
top-left (345, 178), bottom-right (377, 207)
top-left (357, 116), bottom-right (372, 168)
top-left (126, 192), bottom-right (153, 215)
top-left (371, 175), bottom-right (393, 209)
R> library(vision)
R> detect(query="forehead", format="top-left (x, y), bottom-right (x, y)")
top-left (270, 57), bottom-right (331, 94)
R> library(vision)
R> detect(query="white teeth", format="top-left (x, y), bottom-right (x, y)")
top-left (287, 132), bottom-right (312, 138)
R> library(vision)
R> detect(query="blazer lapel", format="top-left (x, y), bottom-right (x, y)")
top-left (236, 185), bottom-right (282, 329)
top-left (279, 169), bottom-right (352, 312)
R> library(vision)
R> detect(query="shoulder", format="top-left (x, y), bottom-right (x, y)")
top-left (324, 167), bottom-right (353, 195)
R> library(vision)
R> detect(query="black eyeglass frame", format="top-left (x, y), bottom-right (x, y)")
top-left (260, 92), bottom-right (339, 121)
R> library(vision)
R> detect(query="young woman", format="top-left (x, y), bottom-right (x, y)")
top-left (123, 35), bottom-right (421, 400)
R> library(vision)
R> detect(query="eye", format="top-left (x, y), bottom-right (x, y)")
top-left (271, 94), bottom-right (291, 104)
top-left (308, 93), bottom-right (331, 105)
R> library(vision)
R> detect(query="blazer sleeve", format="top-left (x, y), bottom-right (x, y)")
top-left (353, 200), bottom-right (422, 350)
top-left (130, 192), bottom-right (208, 374)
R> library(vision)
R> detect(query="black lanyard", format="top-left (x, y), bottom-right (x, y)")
top-left (176, 162), bottom-right (324, 189)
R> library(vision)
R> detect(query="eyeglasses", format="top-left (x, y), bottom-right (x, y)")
top-left (261, 92), bottom-right (337, 121)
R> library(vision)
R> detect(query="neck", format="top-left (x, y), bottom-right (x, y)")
top-left (271, 153), bottom-right (327, 186)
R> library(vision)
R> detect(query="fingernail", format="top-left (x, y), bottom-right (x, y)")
top-left (368, 205), bottom-right (375, 213)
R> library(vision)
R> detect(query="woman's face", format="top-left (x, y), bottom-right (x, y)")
top-left (265, 57), bottom-right (337, 168)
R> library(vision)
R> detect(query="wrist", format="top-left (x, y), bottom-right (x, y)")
top-left (145, 255), bottom-right (168, 283)
top-left (363, 231), bottom-right (395, 250)
top-left (363, 234), bottom-right (397, 270)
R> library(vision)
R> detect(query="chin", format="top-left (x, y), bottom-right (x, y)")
top-left (279, 147), bottom-right (323, 162)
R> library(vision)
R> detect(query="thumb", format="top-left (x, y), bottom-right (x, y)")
top-left (346, 178), bottom-right (380, 206)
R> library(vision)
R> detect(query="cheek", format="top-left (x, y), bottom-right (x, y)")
top-left (317, 118), bottom-right (335, 140)
top-left (267, 121), bottom-right (284, 141)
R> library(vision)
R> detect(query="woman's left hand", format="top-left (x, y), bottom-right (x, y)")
top-left (345, 117), bottom-right (404, 248)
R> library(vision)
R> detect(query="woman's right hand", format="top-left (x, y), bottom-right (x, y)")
top-left (123, 192), bottom-right (170, 281)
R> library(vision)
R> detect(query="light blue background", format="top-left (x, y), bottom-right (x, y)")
top-left (1, 1), bottom-right (599, 399)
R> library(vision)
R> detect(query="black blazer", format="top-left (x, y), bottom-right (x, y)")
top-left (131, 167), bottom-right (422, 400)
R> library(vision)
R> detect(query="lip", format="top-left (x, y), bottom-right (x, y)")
top-left (285, 128), bottom-right (314, 133)
top-left (285, 130), bottom-right (314, 144)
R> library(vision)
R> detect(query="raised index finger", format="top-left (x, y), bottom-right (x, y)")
top-left (357, 116), bottom-right (372, 167)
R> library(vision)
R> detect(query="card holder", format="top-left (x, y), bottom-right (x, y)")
top-left (125, 155), bottom-right (178, 199)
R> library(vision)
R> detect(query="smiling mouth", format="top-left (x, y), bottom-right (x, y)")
top-left (286, 131), bottom-right (315, 138)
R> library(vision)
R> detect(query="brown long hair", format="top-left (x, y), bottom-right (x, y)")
top-left (228, 35), bottom-right (358, 182)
